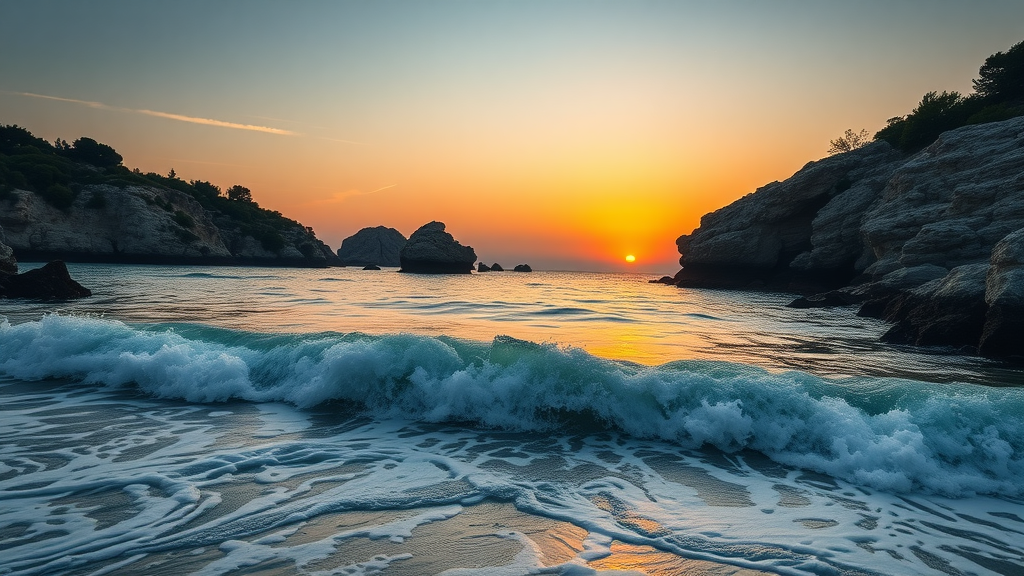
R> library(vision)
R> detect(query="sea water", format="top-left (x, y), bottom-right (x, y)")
top-left (1, 264), bottom-right (1022, 576)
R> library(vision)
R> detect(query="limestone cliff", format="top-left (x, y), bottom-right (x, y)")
top-left (0, 185), bottom-right (339, 267)
top-left (671, 115), bottom-right (1024, 358)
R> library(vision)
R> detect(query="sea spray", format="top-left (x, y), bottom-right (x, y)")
top-left (2, 314), bottom-right (1022, 497)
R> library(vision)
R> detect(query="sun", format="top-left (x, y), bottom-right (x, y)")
top-left (625, 254), bottom-right (636, 263)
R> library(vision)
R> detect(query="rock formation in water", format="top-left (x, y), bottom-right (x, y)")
top-left (399, 221), bottom-right (477, 274)
top-left (513, 264), bottom-right (533, 272)
top-left (668, 116), bottom-right (1024, 359)
top-left (0, 227), bottom-right (90, 299)
top-left (477, 262), bottom-right (491, 272)
top-left (337, 226), bottom-right (407, 267)
top-left (0, 260), bottom-right (92, 299)
top-left (490, 263), bottom-right (504, 272)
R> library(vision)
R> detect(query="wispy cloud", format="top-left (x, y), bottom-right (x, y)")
top-left (8, 91), bottom-right (296, 136)
top-left (136, 109), bottom-right (295, 135)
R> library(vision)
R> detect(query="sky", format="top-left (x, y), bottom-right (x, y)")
top-left (2, 1), bottom-right (1023, 272)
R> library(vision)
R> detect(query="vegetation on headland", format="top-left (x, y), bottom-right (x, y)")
top-left (0, 125), bottom-right (304, 251)
top-left (828, 40), bottom-right (1024, 155)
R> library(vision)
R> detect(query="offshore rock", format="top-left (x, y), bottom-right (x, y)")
top-left (362, 264), bottom-right (381, 270)
top-left (337, 226), bottom-right (407, 267)
top-left (0, 261), bottom-right (91, 300)
top-left (399, 221), bottom-right (477, 274)
top-left (490, 263), bottom-right (505, 272)
top-left (477, 262), bottom-right (491, 272)
top-left (513, 264), bottom-right (533, 272)
top-left (672, 116), bottom-right (1024, 358)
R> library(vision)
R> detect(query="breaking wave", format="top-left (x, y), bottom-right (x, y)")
top-left (2, 314), bottom-right (1022, 497)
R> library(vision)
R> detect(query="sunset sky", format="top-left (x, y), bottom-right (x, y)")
top-left (2, 1), bottom-right (1023, 272)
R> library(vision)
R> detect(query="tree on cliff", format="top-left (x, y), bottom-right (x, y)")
top-left (66, 137), bottom-right (122, 168)
top-left (974, 40), bottom-right (1024, 102)
top-left (827, 129), bottom-right (870, 155)
top-left (226, 185), bottom-right (252, 202)
top-left (874, 39), bottom-right (1024, 153)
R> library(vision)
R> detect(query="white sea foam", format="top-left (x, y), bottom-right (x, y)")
top-left (1, 314), bottom-right (1023, 498)
top-left (1, 379), bottom-right (1022, 576)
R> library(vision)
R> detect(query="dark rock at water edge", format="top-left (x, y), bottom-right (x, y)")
top-left (362, 264), bottom-right (381, 270)
top-left (650, 276), bottom-right (675, 284)
top-left (0, 234), bottom-right (16, 275)
top-left (669, 116), bottom-right (1024, 359)
top-left (0, 261), bottom-right (91, 300)
top-left (490, 263), bottom-right (504, 272)
top-left (399, 221), bottom-right (477, 274)
top-left (513, 264), bottom-right (533, 272)
top-left (477, 262), bottom-right (491, 272)
top-left (786, 291), bottom-right (863, 309)
top-left (337, 226), bottom-right (407, 267)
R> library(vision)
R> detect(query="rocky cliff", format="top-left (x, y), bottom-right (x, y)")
top-left (337, 226), bottom-right (406, 267)
top-left (0, 185), bottom-right (339, 267)
top-left (671, 115), bottom-right (1024, 359)
top-left (0, 124), bottom-right (339, 267)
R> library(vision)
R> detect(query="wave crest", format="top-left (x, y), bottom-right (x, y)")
top-left (2, 314), bottom-right (1022, 497)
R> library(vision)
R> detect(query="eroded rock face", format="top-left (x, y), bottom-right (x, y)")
top-left (337, 226), bottom-right (407, 267)
top-left (399, 221), bottom-right (477, 274)
top-left (861, 118), bottom-right (1024, 277)
top-left (671, 115), bottom-right (1024, 358)
top-left (980, 228), bottom-right (1024, 357)
top-left (0, 227), bottom-right (16, 274)
top-left (676, 141), bottom-right (903, 289)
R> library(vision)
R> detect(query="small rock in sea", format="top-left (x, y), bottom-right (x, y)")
top-left (513, 264), bottom-right (532, 272)
top-left (0, 260), bottom-right (92, 300)
top-left (399, 221), bottom-right (477, 274)
top-left (786, 291), bottom-right (860, 308)
top-left (649, 276), bottom-right (675, 285)
top-left (362, 264), bottom-right (381, 270)
top-left (477, 262), bottom-right (491, 272)
top-left (490, 263), bottom-right (504, 271)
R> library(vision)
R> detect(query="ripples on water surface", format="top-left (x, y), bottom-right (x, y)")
top-left (2, 263), bottom-right (1020, 385)
top-left (1, 263), bottom-right (1023, 576)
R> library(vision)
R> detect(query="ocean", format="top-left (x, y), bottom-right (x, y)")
top-left (1, 263), bottom-right (1022, 576)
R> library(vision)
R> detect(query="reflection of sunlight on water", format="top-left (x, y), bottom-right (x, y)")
top-left (3, 263), bottom-right (1019, 383)
top-left (589, 542), bottom-right (772, 575)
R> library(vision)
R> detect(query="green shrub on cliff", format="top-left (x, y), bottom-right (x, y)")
top-left (875, 40), bottom-right (1024, 152)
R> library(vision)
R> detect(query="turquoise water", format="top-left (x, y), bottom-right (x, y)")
top-left (1, 264), bottom-right (1022, 575)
